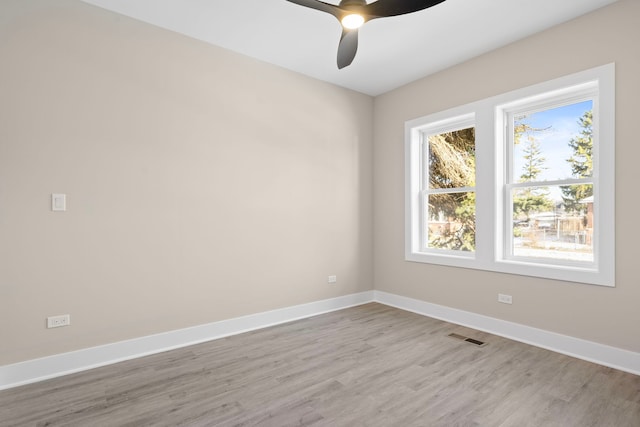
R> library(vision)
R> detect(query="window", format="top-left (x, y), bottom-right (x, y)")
top-left (421, 116), bottom-right (476, 254)
top-left (504, 97), bottom-right (595, 264)
top-left (406, 64), bottom-right (614, 286)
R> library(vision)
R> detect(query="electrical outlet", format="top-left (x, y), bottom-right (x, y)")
top-left (498, 294), bottom-right (513, 304)
top-left (47, 314), bottom-right (71, 328)
top-left (328, 275), bottom-right (337, 284)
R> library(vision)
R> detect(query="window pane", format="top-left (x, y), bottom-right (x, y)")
top-left (512, 185), bottom-right (593, 262)
top-left (428, 127), bottom-right (475, 189)
top-left (513, 100), bottom-right (593, 183)
top-left (427, 192), bottom-right (475, 251)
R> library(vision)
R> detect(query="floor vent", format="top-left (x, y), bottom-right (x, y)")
top-left (448, 333), bottom-right (487, 347)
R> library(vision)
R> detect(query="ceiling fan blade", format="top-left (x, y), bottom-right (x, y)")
top-left (337, 29), bottom-right (358, 69)
top-left (288, 0), bottom-right (445, 69)
top-left (284, 0), bottom-right (341, 19)
top-left (364, 0), bottom-right (446, 18)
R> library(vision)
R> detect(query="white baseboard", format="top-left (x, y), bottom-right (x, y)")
top-left (3, 289), bottom-right (638, 391)
top-left (0, 291), bottom-right (374, 391)
top-left (374, 290), bottom-right (640, 376)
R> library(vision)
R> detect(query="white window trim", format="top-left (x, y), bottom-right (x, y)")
top-left (405, 63), bottom-right (615, 287)
top-left (406, 109), bottom-right (478, 265)
top-left (417, 114), bottom-right (476, 258)
top-left (499, 85), bottom-right (598, 269)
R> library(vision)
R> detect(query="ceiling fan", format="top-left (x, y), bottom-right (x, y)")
top-left (285, 0), bottom-right (447, 69)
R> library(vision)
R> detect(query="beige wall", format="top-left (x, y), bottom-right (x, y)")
top-left (0, 0), bottom-right (373, 365)
top-left (373, 0), bottom-right (640, 353)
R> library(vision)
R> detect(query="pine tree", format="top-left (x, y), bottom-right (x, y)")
top-left (562, 110), bottom-right (593, 212)
top-left (512, 124), bottom-right (553, 221)
top-left (520, 137), bottom-right (546, 182)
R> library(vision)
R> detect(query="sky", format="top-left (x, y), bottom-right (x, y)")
top-left (512, 99), bottom-right (592, 201)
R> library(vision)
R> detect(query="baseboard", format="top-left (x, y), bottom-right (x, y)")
top-left (0, 291), bottom-right (374, 391)
top-left (373, 290), bottom-right (640, 376)
top-left (3, 289), bottom-right (638, 391)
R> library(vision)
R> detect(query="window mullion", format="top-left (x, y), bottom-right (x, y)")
top-left (427, 186), bottom-right (475, 195)
top-left (509, 178), bottom-right (593, 189)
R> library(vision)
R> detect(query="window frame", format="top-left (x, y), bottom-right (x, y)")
top-left (405, 63), bottom-right (615, 286)
top-left (407, 109), bottom-right (479, 267)
top-left (419, 114), bottom-right (476, 257)
top-left (501, 89), bottom-right (597, 268)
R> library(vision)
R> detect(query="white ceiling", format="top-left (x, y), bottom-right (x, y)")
top-left (80, 0), bottom-right (618, 96)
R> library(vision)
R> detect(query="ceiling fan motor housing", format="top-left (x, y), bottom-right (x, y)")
top-left (339, 0), bottom-right (367, 7)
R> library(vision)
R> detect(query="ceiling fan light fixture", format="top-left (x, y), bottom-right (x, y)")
top-left (341, 13), bottom-right (365, 29)
top-left (286, 0), bottom-right (448, 68)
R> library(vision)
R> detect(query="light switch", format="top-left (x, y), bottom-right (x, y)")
top-left (52, 193), bottom-right (66, 211)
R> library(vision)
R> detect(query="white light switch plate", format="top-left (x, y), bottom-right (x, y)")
top-left (52, 194), bottom-right (66, 211)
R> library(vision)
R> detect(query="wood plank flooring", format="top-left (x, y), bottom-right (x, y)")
top-left (1, 303), bottom-right (638, 426)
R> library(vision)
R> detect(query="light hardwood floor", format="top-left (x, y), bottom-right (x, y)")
top-left (1, 303), bottom-right (639, 426)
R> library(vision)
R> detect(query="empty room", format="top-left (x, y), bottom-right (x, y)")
top-left (0, 0), bottom-right (638, 425)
